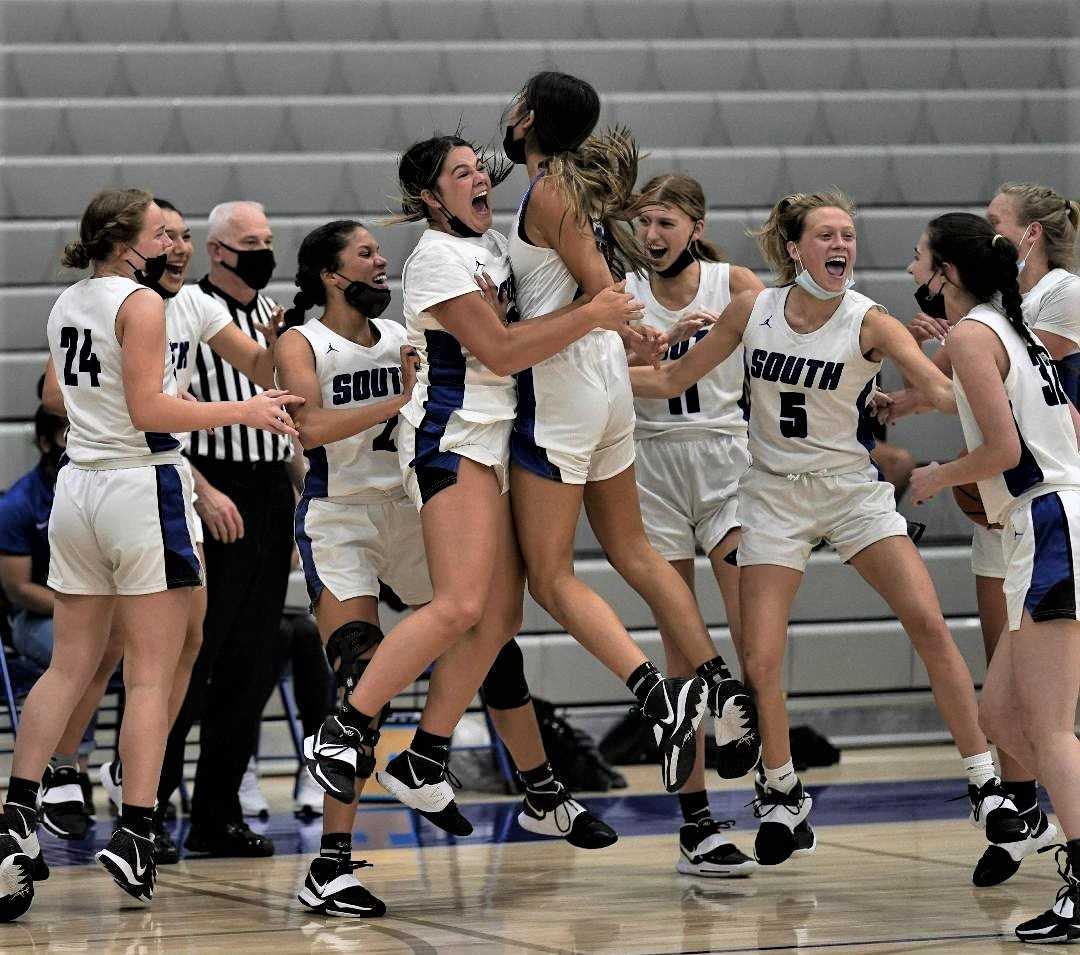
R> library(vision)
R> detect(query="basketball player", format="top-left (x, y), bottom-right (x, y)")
top-left (303, 137), bottom-right (700, 825)
top-left (896, 184), bottom-right (1080, 886)
top-left (501, 71), bottom-right (759, 783)
top-left (37, 197), bottom-right (285, 862)
top-left (901, 213), bottom-right (1080, 944)
top-left (0, 189), bottom-right (300, 918)
top-left (629, 190), bottom-right (1027, 866)
top-left (626, 172), bottom-right (762, 876)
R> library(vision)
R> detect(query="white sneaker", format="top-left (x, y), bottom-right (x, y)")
top-left (239, 759), bottom-right (270, 820)
top-left (99, 760), bottom-right (122, 813)
top-left (294, 766), bottom-right (324, 819)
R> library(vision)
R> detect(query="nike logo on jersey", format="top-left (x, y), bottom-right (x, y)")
top-left (749, 349), bottom-right (845, 391)
top-left (326, 343), bottom-right (338, 354)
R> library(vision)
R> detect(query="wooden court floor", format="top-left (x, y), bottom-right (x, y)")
top-left (0, 747), bottom-right (1064, 954)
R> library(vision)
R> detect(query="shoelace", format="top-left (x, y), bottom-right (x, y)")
top-left (337, 858), bottom-right (374, 875)
top-left (1040, 845), bottom-right (1080, 909)
top-left (698, 818), bottom-right (736, 837)
top-left (748, 787), bottom-right (806, 820)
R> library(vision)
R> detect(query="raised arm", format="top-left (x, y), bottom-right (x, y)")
top-left (274, 329), bottom-right (411, 451)
top-left (630, 288), bottom-right (756, 399)
top-left (862, 307), bottom-right (956, 414)
top-left (118, 289), bottom-right (301, 437)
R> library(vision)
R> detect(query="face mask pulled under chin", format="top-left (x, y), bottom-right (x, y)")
top-left (914, 272), bottom-right (948, 320)
top-left (128, 246), bottom-right (169, 286)
top-left (792, 258), bottom-right (854, 300)
top-left (220, 243), bottom-right (276, 290)
top-left (1015, 224), bottom-right (1035, 274)
top-left (335, 274), bottom-right (392, 318)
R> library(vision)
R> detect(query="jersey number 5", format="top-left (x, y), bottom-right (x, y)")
top-left (60, 326), bottom-right (101, 387)
top-left (779, 392), bottom-right (808, 438)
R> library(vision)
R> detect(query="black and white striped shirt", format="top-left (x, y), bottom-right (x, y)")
top-left (186, 277), bottom-right (292, 463)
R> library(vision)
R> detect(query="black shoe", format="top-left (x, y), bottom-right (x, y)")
top-left (4, 802), bottom-right (47, 881)
top-left (184, 821), bottom-right (274, 858)
top-left (0, 833), bottom-right (34, 922)
top-left (967, 778), bottom-right (1029, 844)
top-left (297, 857), bottom-right (386, 918)
top-left (752, 778), bottom-right (813, 866)
top-left (677, 818), bottom-right (756, 877)
top-left (639, 677), bottom-right (708, 793)
top-left (96, 827), bottom-right (156, 904)
top-left (151, 808), bottom-right (180, 866)
top-left (40, 765), bottom-right (93, 840)
top-left (304, 711), bottom-right (379, 804)
top-left (376, 750), bottom-right (473, 836)
top-left (974, 806), bottom-right (1057, 887)
top-left (708, 678), bottom-right (761, 780)
top-left (517, 782), bottom-right (618, 849)
top-left (1015, 845), bottom-right (1080, 943)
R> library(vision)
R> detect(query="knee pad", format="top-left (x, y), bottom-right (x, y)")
top-left (480, 639), bottom-right (532, 711)
top-left (325, 621), bottom-right (383, 693)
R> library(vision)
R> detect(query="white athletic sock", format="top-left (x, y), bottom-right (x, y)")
top-left (763, 759), bottom-right (798, 795)
top-left (963, 751), bottom-right (997, 789)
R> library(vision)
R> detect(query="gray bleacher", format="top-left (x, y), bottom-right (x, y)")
top-left (1, 0), bottom-right (1077, 721)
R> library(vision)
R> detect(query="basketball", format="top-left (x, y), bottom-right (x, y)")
top-left (952, 482), bottom-right (988, 527)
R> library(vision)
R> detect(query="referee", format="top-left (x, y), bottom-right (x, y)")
top-left (159, 200), bottom-right (298, 858)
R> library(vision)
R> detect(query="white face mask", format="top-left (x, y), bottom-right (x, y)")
top-left (791, 252), bottom-right (854, 300)
top-left (1015, 224), bottom-right (1035, 274)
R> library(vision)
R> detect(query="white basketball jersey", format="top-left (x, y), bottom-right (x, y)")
top-left (508, 182), bottom-right (579, 321)
top-left (953, 303), bottom-right (1080, 523)
top-left (47, 276), bottom-right (179, 466)
top-left (292, 317), bottom-right (409, 503)
top-left (165, 285), bottom-right (232, 393)
top-left (742, 286), bottom-right (881, 476)
top-left (628, 262), bottom-right (746, 438)
top-left (399, 228), bottom-right (517, 434)
top-left (1026, 268), bottom-right (1080, 349)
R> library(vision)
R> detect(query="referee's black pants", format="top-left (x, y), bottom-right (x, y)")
top-left (157, 457), bottom-right (294, 830)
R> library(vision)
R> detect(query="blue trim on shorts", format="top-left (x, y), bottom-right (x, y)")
top-left (303, 446), bottom-right (328, 498)
top-left (154, 465), bottom-right (200, 589)
top-left (510, 365), bottom-right (563, 482)
top-left (1004, 416), bottom-right (1045, 499)
top-left (146, 431), bottom-right (180, 453)
top-left (1026, 492), bottom-right (1077, 622)
top-left (412, 330), bottom-right (467, 469)
top-left (293, 496), bottom-right (325, 605)
top-left (1055, 354), bottom-right (1080, 407)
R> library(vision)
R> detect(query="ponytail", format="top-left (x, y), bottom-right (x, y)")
top-left (61, 187), bottom-right (153, 270)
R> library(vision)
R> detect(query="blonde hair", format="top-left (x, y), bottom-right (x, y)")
top-left (639, 173), bottom-right (724, 263)
top-left (544, 125), bottom-right (652, 277)
top-left (997, 181), bottom-right (1080, 271)
top-left (749, 189), bottom-right (856, 285)
top-left (61, 188), bottom-right (154, 269)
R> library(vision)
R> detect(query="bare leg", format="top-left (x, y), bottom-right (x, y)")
top-left (167, 545), bottom-right (207, 728)
top-left (708, 529), bottom-right (743, 672)
top-left (486, 704), bottom-right (546, 774)
top-left (661, 560), bottom-right (706, 796)
top-left (55, 626), bottom-right (123, 758)
top-left (976, 574), bottom-right (1027, 781)
top-left (978, 628), bottom-right (1038, 774)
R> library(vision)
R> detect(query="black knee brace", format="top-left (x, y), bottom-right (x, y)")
top-left (479, 639), bottom-right (532, 711)
top-left (325, 621), bottom-right (383, 693)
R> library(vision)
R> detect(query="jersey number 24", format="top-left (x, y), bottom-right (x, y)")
top-left (60, 327), bottom-right (102, 387)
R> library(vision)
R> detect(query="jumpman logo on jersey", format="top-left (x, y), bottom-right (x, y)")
top-left (326, 343), bottom-right (338, 354)
top-left (760, 317), bottom-right (772, 328)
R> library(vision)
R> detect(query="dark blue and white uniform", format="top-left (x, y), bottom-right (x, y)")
top-left (45, 276), bottom-right (200, 595)
top-left (954, 302), bottom-right (1080, 630)
top-left (398, 227), bottom-right (517, 508)
top-left (291, 317), bottom-right (431, 607)
top-left (736, 285), bottom-right (907, 570)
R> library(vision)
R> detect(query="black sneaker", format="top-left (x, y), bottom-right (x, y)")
top-left (4, 802), bottom-right (47, 881)
top-left (151, 807), bottom-right (180, 865)
top-left (376, 750), bottom-right (473, 836)
top-left (707, 679), bottom-right (761, 780)
top-left (0, 833), bottom-right (34, 922)
top-left (184, 821), bottom-right (274, 858)
top-left (297, 857), bottom-right (386, 918)
top-left (96, 827), bottom-right (156, 904)
top-left (752, 778), bottom-right (813, 866)
top-left (40, 765), bottom-right (93, 840)
top-left (1015, 845), bottom-right (1080, 944)
top-left (304, 711), bottom-right (379, 804)
top-left (517, 782), bottom-right (618, 849)
top-left (974, 806), bottom-right (1057, 887)
top-left (676, 818), bottom-right (756, 877)
top-left (967, 777), bottom-right (1029, 844)
top-left (639, 677), bottom-right (708, 793)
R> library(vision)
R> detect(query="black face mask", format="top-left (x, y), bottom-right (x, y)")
top-left (657, 245), bottom-right (696, 279)
top-left (333, 273), bottom-right (392, 318)
top-left (914, 271), bottom-right (947, 320)
top-left (219, 243), bottom-right (276, 290)
top-left (435, 196), bottom-right (483, 239)
top-left (503, 124), bottom-right (528, 165)
top-left (128, 246), bottom-right (168, 286)
top-left (143, 271), bottom-right (180, 300)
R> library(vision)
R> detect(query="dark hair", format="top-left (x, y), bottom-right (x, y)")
top-left (154, 197), bottom-right (180, 215)
top-left (61, 187), bottom-right (154, 269)
top-left (387, 133), bottom-right (512, 226)
top-left (282, 220), bottom-right (365, 328)
top-left (925, 212), bottom-right (1041, 362)
top-left (34, 405), bottom-right (65, 447)
top-left (504, 72), bottom-right (650, 274)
